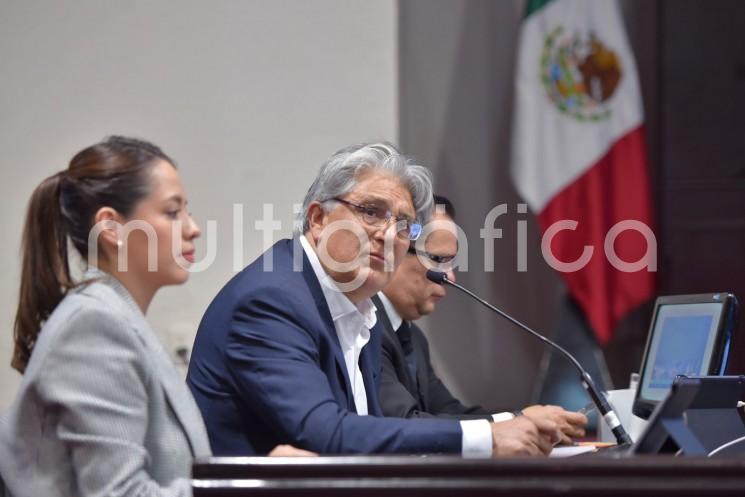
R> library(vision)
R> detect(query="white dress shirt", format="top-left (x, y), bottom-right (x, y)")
top-left (377, 292), bottom-right (515, 456)
top-left (300, 235), bottom-right (375, 415)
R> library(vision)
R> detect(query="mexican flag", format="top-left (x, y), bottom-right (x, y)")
top-left (511, 0), bottom-right (656, 345)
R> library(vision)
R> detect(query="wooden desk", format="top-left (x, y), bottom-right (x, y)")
top-left (192, 454), bottom-right (745, 496)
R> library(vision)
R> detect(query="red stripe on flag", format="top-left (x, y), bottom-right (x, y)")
top-left (537, 126), bottom-right (656, 345)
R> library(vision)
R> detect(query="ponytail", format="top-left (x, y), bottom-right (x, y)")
top-left (11, 136), bottom-right (171, 373)
top-left (12, 172), bottom-right (74, 373)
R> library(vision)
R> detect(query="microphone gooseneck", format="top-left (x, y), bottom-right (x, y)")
top-left (425, 269), bottom-right (632, 446)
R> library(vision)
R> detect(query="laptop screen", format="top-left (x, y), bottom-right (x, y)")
top-left (632, 293), bottom-right (736, 419)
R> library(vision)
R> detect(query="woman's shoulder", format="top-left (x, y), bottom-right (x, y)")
top-left (56, 279), bottom-right (133, 329)
top-left (25, 280), bottom-right (143, 374)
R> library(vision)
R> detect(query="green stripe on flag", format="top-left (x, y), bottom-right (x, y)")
top-left (524, 0), bottom-right (554, 18)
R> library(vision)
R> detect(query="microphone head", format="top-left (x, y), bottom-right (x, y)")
top-left (426, 270), bottom-right (448, 285)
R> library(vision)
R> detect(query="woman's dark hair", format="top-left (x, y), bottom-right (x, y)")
top-left (12, 136), bottom-right (174, 373)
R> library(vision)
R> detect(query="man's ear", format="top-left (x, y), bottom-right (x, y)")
top-left (306, 201), bottom-right (328, 243)
top-left (93, 206), bottom-right (124, 250)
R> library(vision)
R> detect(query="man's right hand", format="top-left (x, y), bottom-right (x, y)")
top-left (520, 404), bottom-right (588, 445)
top-left (490, 416), bottom-right (558, 457)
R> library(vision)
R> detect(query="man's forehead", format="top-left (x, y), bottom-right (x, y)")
top-left (423, 216), bottom-right (458, 253)
top-left (349, 189), bottom-right (416, 219)
top-left (424, 228), bottom-right (458, 252)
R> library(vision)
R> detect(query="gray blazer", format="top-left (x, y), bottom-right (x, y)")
top-left (0, 269), bottom-right (211, 497)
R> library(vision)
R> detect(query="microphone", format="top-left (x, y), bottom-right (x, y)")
top-left (426, 269), bottom-right (633, 446)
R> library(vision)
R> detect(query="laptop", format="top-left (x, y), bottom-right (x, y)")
top-left (632, 293), bottom-right (738, 420)
top-left (590, 293), bottom-right (740, 456)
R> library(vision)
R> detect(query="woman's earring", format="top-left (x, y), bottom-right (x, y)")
top-left (116, 239), bottom-right (123, 248)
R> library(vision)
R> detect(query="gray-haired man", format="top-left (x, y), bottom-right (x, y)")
top-left (187, 143), bottom-right (558, 456)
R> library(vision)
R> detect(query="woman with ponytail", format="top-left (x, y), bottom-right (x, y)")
top-left (1, 136), bottom-right (211, 497)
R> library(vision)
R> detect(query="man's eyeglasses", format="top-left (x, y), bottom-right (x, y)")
top-left (331, 197), bottom-right (422, 240)
top-left (407, 246), bottom-right (456, 266)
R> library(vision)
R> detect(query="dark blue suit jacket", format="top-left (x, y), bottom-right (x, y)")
top-left (187, 238), bottom-right (463, 455)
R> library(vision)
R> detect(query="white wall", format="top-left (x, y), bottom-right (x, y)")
top-left (0, 0), bottom-right (398, 408)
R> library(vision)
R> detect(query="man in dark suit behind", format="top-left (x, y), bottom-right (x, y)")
top-left (375, 195), bottom-right (587, 444)
top-left (187, 144), bottom-right (558, 456)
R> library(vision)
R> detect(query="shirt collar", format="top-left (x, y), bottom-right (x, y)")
top-left (376, 291), bottom-right (403, 332)
top-left (299, 235), bottom-right (377, 328)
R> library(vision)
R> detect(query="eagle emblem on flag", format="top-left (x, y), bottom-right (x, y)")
top-left (541, 26), bottom-right (623, 122)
